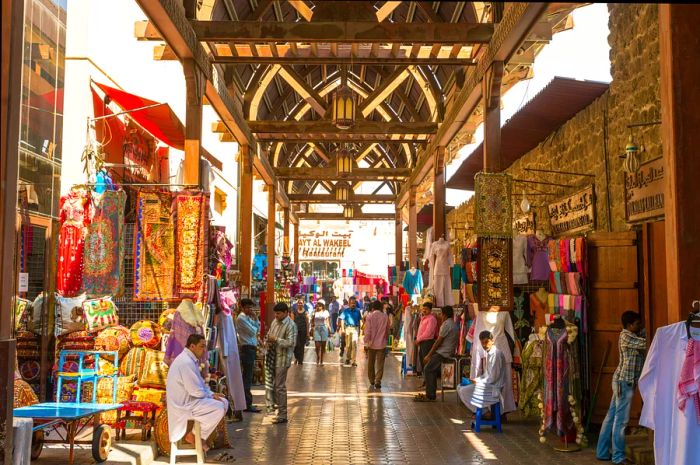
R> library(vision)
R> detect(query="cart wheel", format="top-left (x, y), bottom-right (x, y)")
top-left (92, 424), bottom-right (112, 462)
top-left (30, 430), bottom-right (44, 460)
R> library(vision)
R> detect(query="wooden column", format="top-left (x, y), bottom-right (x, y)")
top-left (294, 222), bottom-right (300, 266)
top-left (1, 0), bottom-right (23, 457)
top-left (483, 61), bottom-right (504, 172)
top-left (659, 5), bottom-right (700, 322)
top-left (395, 206), bottom-right (403, 268)
top-left (408, 187), bottom-right (418, 267)
top-left (433, 146), bottom-right (446, 240)
top-left (183, 58), bottom-right (204, 187)
top-left (283, 207), bottom-right (290, 257)
top-left (238, 145), bottom-right (253, 293)
top-left (266, 183), bottom-right (277, 330)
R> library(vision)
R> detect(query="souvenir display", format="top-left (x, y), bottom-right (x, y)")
top-left (138, 349), bottom-right (169, 389)
top-left (477, 237), bottom-right (513, 310)
top-left (82, 296), bottom-right (119, 332)
top-left (474, 172), bottom-right (513, 238)
top-left (129, 320), bottom-right (162, 349)
top-left (94, 325), bottom-right (131, 359)
top-left (175, 191), bottom-right (208, 297)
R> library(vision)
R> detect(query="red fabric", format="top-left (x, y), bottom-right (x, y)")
top-left (57, 191), bottom-right (91, 296)
top-left (92, 81), bottom-right (185, 150)
top-left (92, 88), bottom-right (128, 165)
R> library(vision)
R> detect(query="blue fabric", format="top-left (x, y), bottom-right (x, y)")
top-left (236, 313), bottom-right (260, 347)
top-left (252, 253), bottom-right (267, 280)
top-left (402, 269), bottom-right (423, 295)
top-left (596, 381), bottom-right (635, 462)
top-left (339, 308), bottom-right (362, 327)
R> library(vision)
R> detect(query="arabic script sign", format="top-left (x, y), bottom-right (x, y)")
top-left (625, 157), bottom-right (665, 223)
top-left (548, 185), bottom-right (595, 236)
top-left (299, 229), bottom-right (353, 259)
top-left (513, 212), bottom-right (536, 235)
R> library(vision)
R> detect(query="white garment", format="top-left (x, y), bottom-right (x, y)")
top-left (458, 345), bottom-right (507, 412)
top-left (429, 238), bottom-right (454, 307)
top-left (639, 322), bottom-right (700, 465)
top-left (217, 312), bottom-right (247, 411)
top-left (432, 274), bottom-right (454, 307)
top-left (470, 311), bottom-right (517, 412)
top-left (403, 308), bottom-right (416, 367)
top-left (513, 235), bottom-right (529, 285)
top-left (313, 310), bottom-right (330, 327)
top-left (166, 348), bottom-right (229, 442)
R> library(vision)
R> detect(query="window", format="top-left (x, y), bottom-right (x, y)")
top-left (300, 261), bottom-right (340, 280)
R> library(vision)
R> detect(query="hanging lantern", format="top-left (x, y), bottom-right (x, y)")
top-left (335, 182), bottom-right (350, 202)
top-left (520, 189), bottom-right (531, 214)
top-left (336, 147), bottom-right (353, 177)
top-left (343, 205), bottom-right (355, 219)
top-left (624, 135), bottom-right (640, 174)
top-left (332, 82), bottom-right (356, 130)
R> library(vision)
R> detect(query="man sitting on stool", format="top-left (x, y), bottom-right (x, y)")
top-left (458, 330), bottom-right (507, 418)
top-left (167, 334), bottom-right (228, 452)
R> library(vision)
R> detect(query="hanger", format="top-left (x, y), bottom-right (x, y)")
top-left (686, 300), bottom-right (700, 339)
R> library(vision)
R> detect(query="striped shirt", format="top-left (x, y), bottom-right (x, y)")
top-left (613, 329), bottom-right (647, 384)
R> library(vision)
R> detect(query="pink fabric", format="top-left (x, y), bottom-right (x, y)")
top-left (219, 289), bottom-right (236, 316)
top-left (416, 314), bottom-right (439, 343)
top-left (677, 338), bottom-right (700, 423)
top-left (363, 310), bottom-right (389, 350)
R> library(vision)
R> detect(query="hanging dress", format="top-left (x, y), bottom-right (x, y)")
top-left (57, 189), bottom-right (91, 296)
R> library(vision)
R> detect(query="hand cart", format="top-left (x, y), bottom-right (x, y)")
top-left (13, 350), bottom-right (123, 464)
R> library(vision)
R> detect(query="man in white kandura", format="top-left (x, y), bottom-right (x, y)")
top-left (458, 330), bottom-right (507, 417)
top-left (167, 334), bottom-right (230, 458)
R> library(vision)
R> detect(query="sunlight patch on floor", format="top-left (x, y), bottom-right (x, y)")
top-left (463, 430), bottom-right (498, 460)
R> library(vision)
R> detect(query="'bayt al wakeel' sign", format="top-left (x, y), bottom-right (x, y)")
top-left (299, 230), bottom-right (352, 259)
top-left (548, 185), bottom-right (595, 236)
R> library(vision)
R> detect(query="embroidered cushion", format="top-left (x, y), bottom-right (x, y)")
top-left (158, 308), bottom-right (177, 332)
top-left (82, 296), bottom-right (119, 332)
top-left (54, 293), bottom-right (87, 336)
top-left (13, 379), bottom-right (39, 408)
top-left (29, 292), bottom-right (46, 335)
top-left (95, 325), bottom-right (131, 360)
top-left (14, 298), bottom-right (31, 332)
top-left (120, 347), bottom-right (150, 380)
top-left (129, 320), bottom-right (162, 349)
top-left (138, 349), bottom-right (169, 389)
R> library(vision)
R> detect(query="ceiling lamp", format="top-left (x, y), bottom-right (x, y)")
top-left (520, 189), bottom-right (531, 213)
top-left (623, 135), bottom-right (640, 174)
top-left (335, 182), bottom-right (350, 202)
top-left (332, 69), bottom-right (356, 130)
top-left (336, 146), bottom-right (353, 177)
top-left (343, 205), bottom-right (355, 219)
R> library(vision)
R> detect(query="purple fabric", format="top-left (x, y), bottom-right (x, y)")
top-left (527, 235), bottom-right (552, 281)
top-left (164, 312), bottom-right (206, 366)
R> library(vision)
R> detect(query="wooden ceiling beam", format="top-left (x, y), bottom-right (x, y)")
top-left (251, 0), bottom-right (274, 20)
top-left (376, 1), bottom-right (402, 22)
top-left (358, 67), bottom-right (410, 117)
top-left (248, 120), bottom-right (437, 134)
top-left (288, 194), bottom-right (395, 204)
top-left (212, 56), bottom-right (476, 66)
top-left (297, 213), bottom-right (395, 221)
top-left (278, 65), bottom-right (328, 116)
top-left (191, 20), bottom-right (494, 44)
top-left (257, 135), bottom-right (430, 143)
top-left (287, 0), bottom-right (314, 21)
top-left (276, 167), bottom-right (410, 180)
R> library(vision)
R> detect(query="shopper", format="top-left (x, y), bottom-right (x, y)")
top-left (414, 306), bottom-right (459, 402)
top-left (338, 299), bottom-right (349, 358)
top-left (338, 296), bottom-right (362, 367)
top-left (364, 300), bottom-right (390, 389)
top-left (311, 301), bottom-right (331, 365)
top-left (457, 330), bottom-right (507, 417)
top-left (414, 302), bottom-right (439, 376)
top-left (329, 296), bottom-right (341, 333)
top-left (596, 311), bottom-right (646, 464)
top-left (265, 303), bottom-right (297, 424)
top-left (293, 301), bottom-right (309, 365)
top-left (235, 298), bottom-right (261, 413)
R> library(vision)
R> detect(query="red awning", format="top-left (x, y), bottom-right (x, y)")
top-left (91, 87), bottom-right (127, 164)
top-left (92, 81), bottom-right (185, 150)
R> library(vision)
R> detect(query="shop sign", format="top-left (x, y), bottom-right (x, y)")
top-left (299, 230), bottom-right (352, 259)
top-left (625, 157), bottom-right (665, 223)
top-left (513, 212), bottom-right (536, 235)
top-left (548, 185), bottom-right (595, 236)
top-left (18, 273), bottom-right (29, 293)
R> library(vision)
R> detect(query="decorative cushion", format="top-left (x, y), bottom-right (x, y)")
top-left (19, 361), bottom-right (40, 382)
top-left (95, 325), bottom-right (131, 360)
top-left (14, 298), bottom-right (31, 332)
top-left (13, 379), bottom-right (39, 408)
top-left (54, 293), bottom-right (87, 336)
top-left (29, 292), bottom-right (46, 335)
top-left (82, 296), bottom-right (119, 332)
top-left (129, 320), bottom-right (162, 349)
top-left (120, 347), bottom-right (150, 380)
top-left (138, 349), bottom-right (169, 389)
top-left (158, 308), bottom-right (177, 332)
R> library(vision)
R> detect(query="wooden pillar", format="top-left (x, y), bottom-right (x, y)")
top-left (395, 206), bottom-right (403, 268)
top-left (183, 59), bottom-right (203, 187)
top-left (483, 61), bottom-right (504, 173)
top-left (294, 222), bottom-right (300, 266)
top-left (266, 183), bottom-right (277, 330)
top-left (659, 5), bottom-right (700, 321)
top-left (408, 187), bottom-right (418, 267)
top-left (238, 145), bottom-right (253, 293)
top-left (283, 207), bottom-right (290, 257)
top-left (1, 0), bottom-right (23, 457)
top-left (433, 146), bottom-right (446, 240)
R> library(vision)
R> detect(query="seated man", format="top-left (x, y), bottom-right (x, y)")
top-left (414, 306), bottom-right (459, 402)
top-left (457, 330), bottom-right (507, 417)
top-left (167, 334), bottom-right (230, 459)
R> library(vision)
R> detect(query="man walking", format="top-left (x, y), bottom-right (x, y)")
top-left (338, 296), bottom-right (362, 367)
top-left (329, 296), bottom-right (341, 334)
top-left (265, 303), bottom-right (297, 424)
top-left (235, 298), bottom-right (261, 413)
top-left (596, 311), bottom-right (646, 464)
top-left (364, 300), bottom-right (389, 389)
top-left (414, 306), bottom-right (459, 402)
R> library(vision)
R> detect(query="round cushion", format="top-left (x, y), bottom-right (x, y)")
top-left (158, 309), bottom-right (177, 333)
top-left (19, 360), bottom-right (40, 382)
top-left (129, 320), bottom-right (162, 349)
top-left (95, 325), bottom-right (131, 359)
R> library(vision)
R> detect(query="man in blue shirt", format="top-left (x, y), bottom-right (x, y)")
top-left (235, 298), bottom-right (261, 413)
top-left (328, 297), bottom-right (341, 333)
top-left (338, 296), bottom-right (362, 367)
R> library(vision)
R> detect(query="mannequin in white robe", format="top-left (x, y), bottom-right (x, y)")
top-left (458, 334), bottom-right (507, 412)
top-left (429, 237), bottom-right (454, 307)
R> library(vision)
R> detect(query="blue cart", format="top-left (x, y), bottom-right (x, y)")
top-left (13, 350), bottom-right (123, 463)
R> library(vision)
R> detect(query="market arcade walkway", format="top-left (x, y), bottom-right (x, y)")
top-left (212, 347), bottom-right (601, 465)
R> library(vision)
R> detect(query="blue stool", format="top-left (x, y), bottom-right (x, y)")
top-left (471, 402), bottom-right (502, 433)
top-left (401, 353), bottom-right (407, 377)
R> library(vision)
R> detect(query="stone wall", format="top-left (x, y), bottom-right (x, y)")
top-left (502, 3), bottom-right (662, 233)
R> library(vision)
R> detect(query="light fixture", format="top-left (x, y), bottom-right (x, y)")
top-left (336, 146), bottom-right (353, 177)
top-left (332, 68), bottom-right (356, 130)
top-left (520, 189), bottom-right (531, 213)
top-left (343, 205), bottom-right (355, 219)
top-left (335, 181), bottom-right (350, 202)
top-left (624, 135), bottom-right (640, 174)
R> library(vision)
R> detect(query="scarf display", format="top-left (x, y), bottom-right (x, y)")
top-left (83, 190), bottom-right (126, 296)
top-left (474, 172), bottom-right (513, 238)
top-left (134, 190), bottom-right (176, 300)
top-left (175, 191), bottom-right (208, 297)
top-left (57, 189), bottom-right (91, 296)
top-left (264, 342), bottom-right (277, 392)
top-left (477, 237), bottom-right (513, 310)
top-left (520, 337), bottom-right (544, 418)
top-left (677, 339), bottom-right (700, 423)
top-left (543, 326), bottom-right (582, 437)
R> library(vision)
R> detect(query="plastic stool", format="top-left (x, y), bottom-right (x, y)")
top-left (401, 353), bottom-right (407, 376)
top-left (170, 420), bottom-right (204, 464)
top-left (471, 402), bottom-right (502, 433)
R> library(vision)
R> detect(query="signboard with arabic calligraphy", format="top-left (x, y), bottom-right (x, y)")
top-left (299, 229), bottom-right (353, 259)
top-left (548, 185), bottom-right (596, 236)
top-left (625, 157), bottom-right (665, 223)
top-left (513, 212), bottom-right (536, 235)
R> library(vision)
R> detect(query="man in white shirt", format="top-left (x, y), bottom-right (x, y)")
top-left (167, 334), bottom-right (228, 451)
top-left (458, 330), bottom-right (507, 417)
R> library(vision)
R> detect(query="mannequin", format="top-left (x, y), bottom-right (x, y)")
top-left (402, 266), bottom-right (424, 305)
top-left (513, 234), bottom-right (530, 284)
top-left (535, 229), bottom-right (547, 241)
top-left (428, 234), bottom-right (454, 307)
top-left (528, 230), bottom-right (552, 281)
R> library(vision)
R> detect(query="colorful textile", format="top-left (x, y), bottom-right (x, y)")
top-left (528, 235), bottom-right (553, 281)
top-left (139, 349), bottom-right (169, 389)
top-left (474, 172), bottom-right (513, 237)
top-left (95, 325), bottom-right (131, 359)
top-left (478, 237), bottom-right (513, 310)
top-left (14, 298), bottom-right (31, 332)
top-left (164, 311), bottom-right (206, 366)
top-left (520, 338), bottom-right (544, 418)
top-left (82, 296), bottom-right (119, 332)
top-left (83, 190), bottom-right (126, 296)
top-left (13, 379), bottom-right (39, 408)
top-left (134, 190), bottom-right (175, 300)
top-left (120, 347), bottom-right (150, 380)
top-left (677, 339), bottom-right (700, 423)
top-left (57, 189), bottom-right (91, 296)
top-left (130, 320), bottom-right (162, 349)
top-left (543, 326), bottom-right (581, 437)
top-left (175, 192), bottom-right (208, 297)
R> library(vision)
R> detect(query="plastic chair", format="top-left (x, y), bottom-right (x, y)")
top-left (170, 420), bottom-right (204, 464)
top-left (471, 402), bottom-right (502, 433)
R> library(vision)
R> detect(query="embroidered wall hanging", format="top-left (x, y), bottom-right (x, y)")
top-left (175, 192), bottom-right (208, 297)
top-left (57, 189), bottom-right (91, 296)
top-left (83, 190), bottom-right (126, 297)
top-left (134, 190), bottom-right (176, 300)
top-left (478, 237), bottom-right (513, 310)
top-left (474, 172), bottom-right (513, 238)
